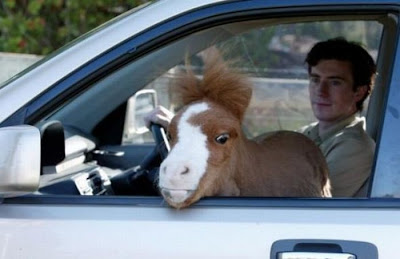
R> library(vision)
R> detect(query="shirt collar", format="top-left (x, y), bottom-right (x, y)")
top-left (319, 114), bottom-right (358, 141)
top-left (308, 113), bottom-right (361, 144)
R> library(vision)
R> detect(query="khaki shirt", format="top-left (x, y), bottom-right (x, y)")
top-left (299, 115), bottom-right (375, 197)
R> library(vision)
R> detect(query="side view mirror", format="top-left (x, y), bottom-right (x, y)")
top-left (0, 125), bottom-right (41, 198)
top-left (122, 89), bottom-right (157, 144)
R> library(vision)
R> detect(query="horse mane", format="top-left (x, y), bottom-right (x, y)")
top-left (174, 48), bottom-right (252, 121)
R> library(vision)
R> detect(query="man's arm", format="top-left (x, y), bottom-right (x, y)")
top-left (324, 137), bottom-right (375, 197)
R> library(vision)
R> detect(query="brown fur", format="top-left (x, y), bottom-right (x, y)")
top-left (174, 50), bottom-right (252, 121)
top-left (164, 49), bottom-right (331, 208)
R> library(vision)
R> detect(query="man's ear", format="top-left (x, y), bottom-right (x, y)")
top-left (354, 85), bottom-right (368, 102)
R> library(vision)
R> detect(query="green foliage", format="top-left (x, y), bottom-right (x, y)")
top-left (0, 0), bottom-right (146, 55)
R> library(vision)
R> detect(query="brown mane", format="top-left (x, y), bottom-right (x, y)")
top-left (174, 50), bottom-right (252, 121)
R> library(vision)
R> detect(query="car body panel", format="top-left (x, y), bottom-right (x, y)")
top-left (0, 0), bottom-right (400, 258)
top-left (1, 199), bottom-right (400, 258)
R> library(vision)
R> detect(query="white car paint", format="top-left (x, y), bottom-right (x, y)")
top-left (0, 0), bottom-right (399, 258)
top-left (0, 205), bottom-right (398, 258)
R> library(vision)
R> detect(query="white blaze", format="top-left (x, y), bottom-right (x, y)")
top-left (159, 102), bottom-right (210, 194)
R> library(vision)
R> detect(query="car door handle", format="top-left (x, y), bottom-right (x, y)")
top-left (278, 251), bottom-right (355, 259)
top-left (271, 239), bottom-right (378, 259)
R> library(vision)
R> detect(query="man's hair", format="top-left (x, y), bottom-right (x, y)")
top-left (305, 37), bottom-right (377, 111)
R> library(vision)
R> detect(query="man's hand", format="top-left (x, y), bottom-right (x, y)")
top-left (143, 105), bottom-right (174, 129)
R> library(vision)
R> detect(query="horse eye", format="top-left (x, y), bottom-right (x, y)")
top-left (215, 133), bottom-right (230, 144)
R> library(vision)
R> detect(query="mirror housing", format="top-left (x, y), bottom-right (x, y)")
top-left (122, 89), bottom-right (157, 144)
top-left (0, 125), bottom-right (41, 197)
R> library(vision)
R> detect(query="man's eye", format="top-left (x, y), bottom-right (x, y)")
top-left (330, 80), bottom-right (342, 86)
top-left (310, 77), bottom-right (319, 84)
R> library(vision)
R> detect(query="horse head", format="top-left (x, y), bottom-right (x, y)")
top-left (158, 49), bottom-right (252, 208)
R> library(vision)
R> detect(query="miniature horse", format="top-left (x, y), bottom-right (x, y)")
top-left (158, 51), bottom-right (331, 209)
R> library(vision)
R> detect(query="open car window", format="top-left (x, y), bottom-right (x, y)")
top-left (39, 13), bottom-right (394, 200)
top-left (135, 19), bottom-right (382, 141)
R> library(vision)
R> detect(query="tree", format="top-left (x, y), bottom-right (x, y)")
top-left (0, 0), bottom-right (147, 55)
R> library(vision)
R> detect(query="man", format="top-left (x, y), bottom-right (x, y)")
top-left (299, 38), bottom-right (376, 197)
top-left (144, 37), bottom-right (376, 197)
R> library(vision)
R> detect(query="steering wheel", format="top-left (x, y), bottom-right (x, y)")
top-left (150, 123), bottom-right (170, 160)
top-left (110, 123), bottom-right (169, 195)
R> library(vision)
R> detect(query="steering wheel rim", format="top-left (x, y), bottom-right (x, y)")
top-left (110, 124), bottom-right (169, 196)
top-left (150, 123), bottom-right (170, 160)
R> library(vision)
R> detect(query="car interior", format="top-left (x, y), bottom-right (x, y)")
top-left (32, 13), bottom-right (395, 198)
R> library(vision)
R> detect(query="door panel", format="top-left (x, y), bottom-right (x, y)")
top-left (0, 203), bottom-right (397, 258)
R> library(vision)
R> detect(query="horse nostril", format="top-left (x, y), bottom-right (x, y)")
top-left (181, 166), bottom-right (189, 175)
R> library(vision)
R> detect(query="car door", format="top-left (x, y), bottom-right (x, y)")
top-left (1, 1), bottom-right (400, 258)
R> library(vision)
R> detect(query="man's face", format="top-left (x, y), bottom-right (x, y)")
top-left (309, 59), bottom-right (365, 126)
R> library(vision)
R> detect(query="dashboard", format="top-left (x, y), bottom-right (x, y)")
top-left (37, 121), bottom-right (124, 196)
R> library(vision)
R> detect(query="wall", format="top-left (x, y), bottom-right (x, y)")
top-left (0, 52), bottom-right (42, 84)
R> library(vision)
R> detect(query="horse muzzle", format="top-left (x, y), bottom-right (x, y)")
top-left (160, 187), bottom-right (196, 207)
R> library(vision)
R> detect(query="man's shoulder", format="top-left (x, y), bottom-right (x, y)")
top-left (333, 117), bottom-right (375, 148)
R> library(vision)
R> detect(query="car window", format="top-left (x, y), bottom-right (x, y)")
top-left (43, 13), bottom-right (391, 200)
top-left (124, 20), bottom-right (382, 143)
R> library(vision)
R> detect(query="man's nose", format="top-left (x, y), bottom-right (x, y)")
top-left (315, 80), bottom-right (329, 96)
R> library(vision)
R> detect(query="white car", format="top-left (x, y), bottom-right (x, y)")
top-left (1, 0), bottom-right (399, 258)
